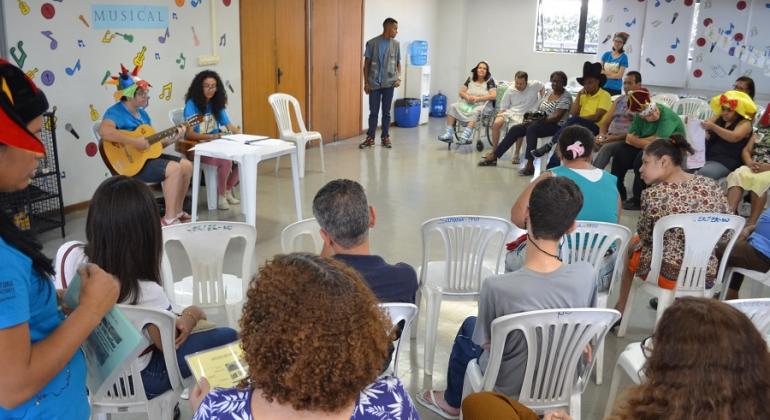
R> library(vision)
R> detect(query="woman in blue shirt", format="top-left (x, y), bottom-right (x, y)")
top-left (0, 60), bottom-right (119, 419)
top-left (601, 32), bottom-right (630, 96)
top-left (183, 71), bottom-right (240, 210)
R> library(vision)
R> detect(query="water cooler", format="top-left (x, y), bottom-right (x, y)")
top-left (405, 65), bottom-right (431, 125)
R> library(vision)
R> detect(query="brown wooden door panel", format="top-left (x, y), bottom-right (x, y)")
top-left (276, 0), bottom-right (308, 132)
top-left (310, 0), bottom-right (339, 142)
top-left (240, 0), bottom-right (278, 137)
top-left (336, 0), bottom-right (363, 140)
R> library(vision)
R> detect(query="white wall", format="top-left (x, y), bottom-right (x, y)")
top-left (362, 0), bottom-right (441, 129)
top-left (2, 0), bottom-right (242, 206)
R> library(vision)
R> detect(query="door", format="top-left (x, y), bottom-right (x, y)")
top-left (336, 0), bottom-right (363, 140)
top-left (310, 0), bottom-right (339, 142)
top-left (276, 0), bottom-right (307, 130)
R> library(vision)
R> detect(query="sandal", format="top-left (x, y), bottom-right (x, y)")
top-left (478, 159), bottom-right (497, 167)
top-left (512, 156), bottom-right (521, 165)
top-left (161, 217), bottom-right (180, 227)
top-left (416, 390), bottom-right (459, 419)
top-left (177, 211), bottom-right (192, 223)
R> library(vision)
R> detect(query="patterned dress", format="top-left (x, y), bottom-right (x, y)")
top-left (192, 375), bottom-right (420, 420)
top-left (632, 175), bottom-right (729, 287)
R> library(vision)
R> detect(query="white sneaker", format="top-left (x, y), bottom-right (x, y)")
top-left (218, 195), bottom-right (230, 210)
top-left (437, 127), bottom-right (455, 142)
top-left (224, 190), bottom-right (240, 204)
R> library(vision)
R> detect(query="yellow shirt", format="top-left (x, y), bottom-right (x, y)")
top-left (579, 88), bottom-right (612, 119)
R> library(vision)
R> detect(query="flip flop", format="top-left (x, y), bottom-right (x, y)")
top-left (512, 156), bottom-right (521, 165)
top-left (416, 389), bottom-right (459, 419)
top-left (177, 211), bottom-right (192, 222)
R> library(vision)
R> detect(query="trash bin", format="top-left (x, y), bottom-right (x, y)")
top-left (394, 98), bottom-right (421, 127)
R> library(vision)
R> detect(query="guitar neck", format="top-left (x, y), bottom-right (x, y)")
top-left (147, 126), bottom-right (180, 145)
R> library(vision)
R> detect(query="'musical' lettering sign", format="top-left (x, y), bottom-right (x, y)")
top-left (91, 4), bottom-right (168, 29)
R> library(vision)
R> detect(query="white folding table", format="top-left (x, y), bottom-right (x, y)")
top-left (190, 139), bottom-right (302, 226)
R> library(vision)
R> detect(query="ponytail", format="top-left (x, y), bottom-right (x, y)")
top-left (644, 134), bottom-right (694, 167)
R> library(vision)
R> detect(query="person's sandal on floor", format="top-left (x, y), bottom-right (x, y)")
top-left (478, 157), bottom-right (497, 166)
top-left (519, 160), bottom-right (535, 176)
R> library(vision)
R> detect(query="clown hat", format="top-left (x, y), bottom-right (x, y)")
top-left (0, 59), bottom-right (48, 154)
top-left (106, 64), bottom-right (152, 101)
top-left (710, 90), bottom-right (757, 121)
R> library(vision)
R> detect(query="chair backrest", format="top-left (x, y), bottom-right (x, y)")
top-left (92, 120), bottom-right (102, 142)
top-left (160, 222), bottom-right (256, 308)
top-left (648, 213), bottom-right (744, 296)
top-left (482, 308), bottom-right (620, 412)
top-left (420, 215), bottom-right (511, 293)
top-left (268, 93), bottom-right (308, 138)
top-left (169, 107), bottom-right (184, 126)
top-left (673, 97), bottom-right (710, 119)
top-left (379, 302), bottom-right (418, 374)
top-left (560, 221), bottom-right (632, 296)
top-left (725, 298), bottom-right (770, 336)
top-left (651, 93), bottom-right (678, 108)
top-left (90, 305), bottom-right (182, 404)
top-left (756, 105), bottom-right (766, 129)
top-left (280, 218), bottom-right (323, 253)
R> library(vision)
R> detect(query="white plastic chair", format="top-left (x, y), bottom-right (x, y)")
top-left (560, 221), bottom-right (632, 385)
top-left (462, 308), bottom-right (620, 420)
top-left (160, 221), bottom-right (256, 327)
top-left (725, 298), bottom-right (770, 336)
top-left (651, 93), bottom-right (678, 108)
top-left (169, 107), bottom-right (219, 211)
top-left (90, 305), bottom-right (183, 420)
top-left (417, 215), bottom-right (511, 375)
top-left (603, 342), bottom-right (645, 418)
top-left (268, 93), bottom-right (325, 178)
top-left (618, 213), bottom-right (745, 337)
top-left (755, 106), bottom-right (766, 130)
top-left (719, 266), bottom-right (770, 300)
top-left (531, 136), bottom-right (554, 180)
top-left (379, 302), bottom-right (418, 376)
top-left (280, 218), bottom-right (323, 253)
top-left (673, 97), bottom-right (711, 120)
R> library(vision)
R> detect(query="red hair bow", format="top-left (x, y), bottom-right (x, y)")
top-left (720, 94), bottom-right (738, 110)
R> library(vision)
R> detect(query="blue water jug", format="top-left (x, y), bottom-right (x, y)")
top-left (430, 92), bottom-right (447, 117)
top-left (409, 40), bottom-right (428, 66)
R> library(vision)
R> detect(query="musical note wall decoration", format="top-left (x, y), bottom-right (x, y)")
top-left (176, 53), bottom-right (186, 69)
top-left (89, 104), bottom-right (100, 122)
top-left (10, 40), bottom-right (28, 68)
top-left (41, 30), bottom-right (58, 50)
top-left (172, 12), bottom-right (178, 20)
top-left (25, 68), bottom-right (39, 80)
top-left (77, 40), bottom-right (85, 48)
top-left (671, 37), bottom-right (680, 49)
top-left (40, 70), bottom-right (55, 86)
top-left (625, 18), bottom-right (636, 28)
top-left (159, 28), bottom-right (170, 43)
top-left (219, 34), bottom-right (226, 46)
top-left (191, 0), bottom-right (202, 7)
top-left (155, 52), bottom-right (161, 60)
top-left (133, 46), bottom-right (147, 68)
top-left (65, 59), bottom-right (81, 76)
top-left (158, 83), bottom-right (173, 101)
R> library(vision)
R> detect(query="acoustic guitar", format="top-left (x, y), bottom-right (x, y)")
top-left (100, 115), bottom-right (203, 177)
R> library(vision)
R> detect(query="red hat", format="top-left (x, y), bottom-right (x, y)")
top-left (627, 88), bottom-right (654, 115)
top-left (0, 59), bottom-right (48, 154)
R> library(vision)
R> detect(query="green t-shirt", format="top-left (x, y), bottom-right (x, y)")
top-left (628, 103), bottom-right (685, 139)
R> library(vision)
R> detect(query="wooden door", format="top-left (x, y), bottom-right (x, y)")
top-left (240, 0), bottom-right (278, 137)
top-left (336, 0), bottom-right (363, 139)
top-left (310, 0), bottom-right (339, 142)
top-left (276, 0), bottom-right (307, 129)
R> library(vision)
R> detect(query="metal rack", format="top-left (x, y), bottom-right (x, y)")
top-left (0, 109), bottom-right (65, 237)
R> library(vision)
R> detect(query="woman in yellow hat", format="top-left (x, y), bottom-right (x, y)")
top-left (696, 90), bottom-right (756, 180)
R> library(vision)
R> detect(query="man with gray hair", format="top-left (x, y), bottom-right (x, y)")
top-left (312, 179), bottom-right (417, 304)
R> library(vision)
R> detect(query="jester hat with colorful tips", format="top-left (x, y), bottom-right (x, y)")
top-left (0, 59), bottom-right (48, 154)
top-left (710, 90), bottom-right (757, 121)
top-left (107, 64), bottom-right (152, 101)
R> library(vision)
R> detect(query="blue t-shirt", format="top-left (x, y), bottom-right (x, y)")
top-left (183, 99), bottom-right (231, 134)
top-left (550, 166), bottom-right (619, 223)
top-left (103, 101), bottom-right (152, 131)
top-left (334, 254), bottom-right (417, 304)
top-left (363, 38), bottom-right (394, 86)
top-left (0, 236), bottom-right (90, 419)
top-left (601, 51), bottom-right (629, 92)
top-left (749, 208), bottom-right (770, 259)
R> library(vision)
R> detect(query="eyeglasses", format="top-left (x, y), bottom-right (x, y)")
top-left (640, 335), bottom-right (653, 359)
top-left (135, 90), bottom-right (149, 98)
top-left (721, 106), bottom-right (733, 112)
top-left (203, 84), bottom-right (217, 91)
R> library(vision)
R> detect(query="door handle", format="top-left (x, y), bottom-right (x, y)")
top-left (333, 63), bottom-right (339, 76)
top-left (276, 67), bottom-right (283, 84)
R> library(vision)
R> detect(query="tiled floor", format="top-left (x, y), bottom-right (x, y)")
top-left (39, 119), bottom-right (664, 419)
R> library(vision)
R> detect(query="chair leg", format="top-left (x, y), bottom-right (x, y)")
top-left (570, 391), bottom-right (581, 420)
top-left (275, 156), bottom-right (281, 175)
top-left (719, 268), bottom-right (734, 300)
top-left (595, 340), bottom-right (605, 385)
top-left (603, 360), bottom-right (624, 418)
top-left (297, 140), bottom-right (307, 178)
top-left (318, 137), bottom-right (325, 172)
top-left (655, 291), bottom-right (674, 325)
top-left (203, 166), bottom-right (218, 211)
top-left (423, 290), bottom-right (443, 376)
top-left (618, 278), bottom-right (639, 337)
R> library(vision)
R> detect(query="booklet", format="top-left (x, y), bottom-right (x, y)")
top-left (221, 133), bottom-right (270, 144)
top-left (63, 274), bottom-right (147, 397)
top-left (185, 341), bottom-right (248, 389)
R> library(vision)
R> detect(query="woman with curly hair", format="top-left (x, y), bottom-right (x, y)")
top-left (182, 70), bottom-right (240, 210)
top-left (190, 253), bottom-right (419, 419)
top-left (608, 297), bottom-right (770, 419)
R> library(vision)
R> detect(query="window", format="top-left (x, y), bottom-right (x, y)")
top-left (535, 0), bottom-right (602, 54)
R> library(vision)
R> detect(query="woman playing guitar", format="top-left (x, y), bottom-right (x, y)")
top-left (180, 70), bottom-right (240, 210)
top-left (98, 64), bottom-right (193, 226)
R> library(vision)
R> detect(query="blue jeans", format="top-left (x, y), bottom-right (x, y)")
top-left (444, 316), bottom-right (484, 409)
top-left (142, 327), bottom-right (238, 398)
top-left (696, 161), bottom-right (731, 180)
top-left (367, 87), bottom-right (395, 139)
top-left (546, 116), bottom-right (601, 168)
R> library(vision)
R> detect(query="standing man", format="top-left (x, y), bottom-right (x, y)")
top-left (361, 17), bottom-right (401, 150)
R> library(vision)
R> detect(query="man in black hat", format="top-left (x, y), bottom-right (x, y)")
top-left (532, 61), bottom-right (613, 168)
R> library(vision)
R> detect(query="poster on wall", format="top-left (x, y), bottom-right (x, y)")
top-left (639, 0), bottom-right (695, 88)
top-left (595, 0), bottom-right (646, 75)
top-left (687, 0), bottom-right (751, 91)
top-left (739, 0), bottom-right (770, 97)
